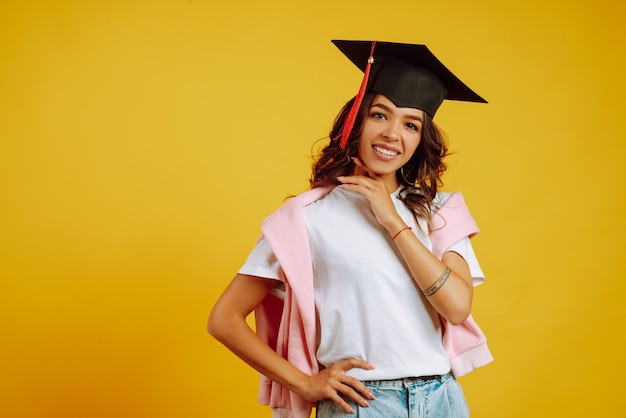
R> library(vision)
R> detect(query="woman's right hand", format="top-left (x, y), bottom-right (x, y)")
top-left (299, 358), bottom-right (376, 414)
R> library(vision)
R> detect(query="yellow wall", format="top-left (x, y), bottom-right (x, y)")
top-left (1, 0), bottom-right (625, 416)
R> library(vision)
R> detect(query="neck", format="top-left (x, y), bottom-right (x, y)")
top-left (382, 174), bottom-right (399, 193)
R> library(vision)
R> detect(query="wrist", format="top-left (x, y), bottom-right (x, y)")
top-left (289, 370), bottom-right (313, 397)
top-left (387, 218), bottom-right (410, 239)
top-left (384, 217), bottom-right (406, 234)
top-left (391, 226), bottom-right (412, 240)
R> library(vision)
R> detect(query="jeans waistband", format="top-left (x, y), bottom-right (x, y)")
top-left (362, 373), bottom-right (450, 388)
top-left (404, 374), bottom-right (444, 382)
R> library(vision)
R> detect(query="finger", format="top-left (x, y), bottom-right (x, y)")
top-left (337, 175), bottom-right (378, 190)
top-left (336, 383), bottom-right (372, 409)
top-left (339, 375), bottom-right (376, 401)
top-left (329, 392), bottom-right (356, 414)
top-left (338, 358), bottom-right (376, 372)
top-left (335, 359), bottom-right (376, 401)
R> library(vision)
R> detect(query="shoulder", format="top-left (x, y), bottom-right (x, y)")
top-left (268, 186), bottom-right (334, 214)
top-left (429, 191), bottom-right (479, 258)
top-left (280, 186), bottom-right (335, 212)
top-left (262, 186), bottom-right (334, 232)
top-left (432, 191), bottom-right (476, 228)
top-left (433, 191), bottom-right (472, 210)
top-left (432, 191), bottom-right (454, 211)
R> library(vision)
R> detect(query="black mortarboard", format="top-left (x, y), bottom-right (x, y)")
top-left (333, 40), bottom-right (487, 118)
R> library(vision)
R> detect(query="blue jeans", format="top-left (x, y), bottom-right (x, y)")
top-left (315, 374), bottom-right (470, 418)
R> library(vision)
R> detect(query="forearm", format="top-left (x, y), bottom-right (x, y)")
top-left (386, 220), bottom-right (473, 324)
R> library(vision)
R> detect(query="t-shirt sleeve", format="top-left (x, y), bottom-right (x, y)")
top-left (445, 236), bottom-right (485, 286)
top-left (238, 237), bottom-right (282, 281)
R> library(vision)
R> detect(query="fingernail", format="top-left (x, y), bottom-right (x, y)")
top-left (362, 401), bottom-right (370, 407)
top-left (369, 392), bottom-right (376, 400)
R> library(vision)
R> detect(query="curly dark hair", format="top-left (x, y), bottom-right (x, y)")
top-left (309, 92), bottom-right (449, 230)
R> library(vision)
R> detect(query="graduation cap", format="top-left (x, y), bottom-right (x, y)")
top-left (332, 40), bottom-right (487, 148)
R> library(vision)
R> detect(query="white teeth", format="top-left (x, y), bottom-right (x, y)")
top-left (373, 145), bottom-right (399, 156)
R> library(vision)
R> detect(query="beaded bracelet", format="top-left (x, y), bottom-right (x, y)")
top-left (391, 226), bottom-right (412, 240)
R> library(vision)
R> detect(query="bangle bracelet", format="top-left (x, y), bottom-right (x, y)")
top-left (392, 226), bottom-right (412, 240)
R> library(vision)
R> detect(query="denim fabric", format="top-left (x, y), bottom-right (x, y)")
top-left (315, 374), bottom-right (469, 418)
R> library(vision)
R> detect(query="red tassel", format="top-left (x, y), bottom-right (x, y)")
top-left (338, 41), bottom-right (377, 149)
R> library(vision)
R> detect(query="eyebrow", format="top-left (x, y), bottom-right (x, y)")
top-left (371, 102), bottom-right (423, 122)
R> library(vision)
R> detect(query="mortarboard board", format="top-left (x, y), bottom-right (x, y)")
top-left (331, 40), bottom-right (487, 148)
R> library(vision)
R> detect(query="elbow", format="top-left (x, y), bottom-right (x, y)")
top-left (445, 310), bottom-right (470, 326)
top-left (207, 316), bottom-right (217, 338)
top-left (439, 281), bottom-right (473, 325)
top-left (207, 308), bottom-right (226, 341)
top-left (441, 303), bottom-right (471, 326)
top-left (207, 305), bottom-right (244, 344)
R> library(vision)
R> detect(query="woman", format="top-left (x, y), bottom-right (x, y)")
top-left (209, 40), bottom-right (492, 418)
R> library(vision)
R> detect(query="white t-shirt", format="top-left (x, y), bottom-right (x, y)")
top-left (239, 186), bottom-right (484, 380)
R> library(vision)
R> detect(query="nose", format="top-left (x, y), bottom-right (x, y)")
top-left (383, 121), bottom-right (401, 141)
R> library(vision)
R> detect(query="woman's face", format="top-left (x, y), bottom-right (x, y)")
top-left (356, 94), bottom-right (423, 190)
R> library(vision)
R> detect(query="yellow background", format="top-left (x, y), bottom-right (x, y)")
top-left (1, 0), bottom-right (625, 417)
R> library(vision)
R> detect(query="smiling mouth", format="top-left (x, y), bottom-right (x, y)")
top-left (373, 145), bottom-right (400, 157)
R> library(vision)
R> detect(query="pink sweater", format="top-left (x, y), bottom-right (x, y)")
top-left (254, 186), bottom-right (493, 418)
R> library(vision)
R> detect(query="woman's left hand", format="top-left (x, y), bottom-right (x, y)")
top-left (337, 157), bottom-right (404, 233)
